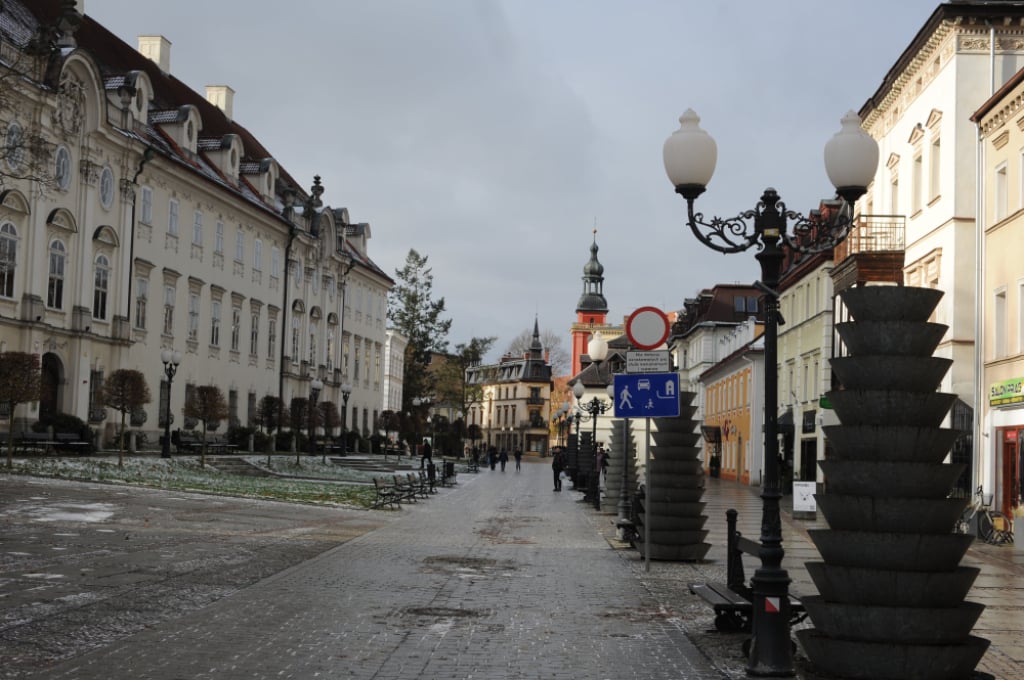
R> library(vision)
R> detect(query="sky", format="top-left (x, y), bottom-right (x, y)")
top-left (87, 0), bottom-right (941, 366)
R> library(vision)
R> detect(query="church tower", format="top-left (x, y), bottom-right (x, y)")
top-left (570, 231), bottom-right (610, 376)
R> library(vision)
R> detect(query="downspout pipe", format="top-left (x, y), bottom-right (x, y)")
top-left (277, 188), bottom-right (299, 427)
top-left (124, 145), bottom-right (156, 330)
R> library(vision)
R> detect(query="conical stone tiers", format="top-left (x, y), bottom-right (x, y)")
top-left (634, 391), bottom-right (710, 561)
top-left (797, 286), bottom-right (989, 680)
top-left (603, 419), bottom-right (637, 514)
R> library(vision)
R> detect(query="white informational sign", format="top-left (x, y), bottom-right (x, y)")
top-left (626, 350), bottom-right (670, 374)
top-left (792, 482), bottom-right (817, 513)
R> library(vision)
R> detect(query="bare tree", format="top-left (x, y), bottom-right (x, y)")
top-left (102, 369), bottom-right (151, 467)
top-left (289, 397), bottom-right (310, 464)
top-left (182, 385), bottom-right (229, 466)
top-left (0, 352), bottom-right (41, 468)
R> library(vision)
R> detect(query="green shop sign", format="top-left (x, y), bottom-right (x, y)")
top-left (990, 377), bottom-right (1024, 406)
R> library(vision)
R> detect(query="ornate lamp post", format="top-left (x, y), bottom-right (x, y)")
top-left (662, 109), bottom-right (878, 676)
top-left (160, 349), bottom-right (182, 459)
top-left (308, 378), bottom-right (323, 458)
top-left (572, 333), bottom-right (610, 510)
top-left (340, 382), bottom-right (352, 454)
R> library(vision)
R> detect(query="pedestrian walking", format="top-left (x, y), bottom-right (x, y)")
top-left (552, 448), bottom-right (565, 491)
top-left (513, 448), bottom-right (523, 471)
top-left (420, 439), bottom-right (432, 470)
top-left (499, 449), bottom-right (509, 472)
top-left (488, 445), bottom-right (497, 470)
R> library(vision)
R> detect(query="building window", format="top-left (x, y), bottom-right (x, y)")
top-left (0, 222), bottom-right (17, 298)
top-left (929, 138), bottom-right (941, 201)
top-left (192, 211), bottom-right (203, 246)
top-left (235, 228), bottom-right (244, 262)
top-left (326, 330), bottom-right (335, 372)
top-left (250, 312), bottom-right (260, 355)
top-left (309, 323), bottom-right (318, 366)
top-left (47, 239), bottom-right (66, 308)
top-left (210, 301), bottom-right (221, 346)
top-left (995, 288), bottom-right (1007, 359)
top-left (163, 285), bottom-right (176, 335)
top-left (890, 176), bottom-right (899, 214)
top-left (100, 167), bottom-right (114, 208)
top-left (188, 293), bottom-right (200, 341)
top-left (140, 186), bottom-right (153, 224)
top-left (291, 316), bottom-right (300, 363)
top-left (253, 239), bottom-right (262, 271)
top-left (231, 306), bottom-right (241, 351)
top-left (995, 163), bottom-right (1008, 222)
top-left (168, 198), bottom-right (180, 236)
top-left (271, 247), bottom-right (280, 278)
top-left (135, 277), bottom-right (148, 329)
top-left (268, 318), bottom-right (277, 359)
top-left (5, 122), bottom-right (24, 170)
top-left (54, 146), bottom-right (71, 190)
top-left (911, 153), bottom-right (923, 214)
top-left (215, 221), bottom-right (224, 254)
top-left (93, 255), bottom-right (110, 319)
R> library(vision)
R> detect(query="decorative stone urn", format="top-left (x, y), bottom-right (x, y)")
top-left (797, 286), bottom-right (989, 680)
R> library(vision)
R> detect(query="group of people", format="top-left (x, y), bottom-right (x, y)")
top-left (550, 445), bottom-right (608, 492)
top-left (470, 445), bottom-right (523, 472)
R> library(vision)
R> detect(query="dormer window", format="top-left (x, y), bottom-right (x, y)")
top-left (186, 120), bottom-right (194, 145)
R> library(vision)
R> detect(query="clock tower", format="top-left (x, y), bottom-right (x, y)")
top-left (570, 231), bottom-right (610, 376)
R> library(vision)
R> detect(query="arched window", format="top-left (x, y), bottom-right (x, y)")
top-left (93, 254), bottom-right (110, 319)
top-left (54, 146), bottom-right (72, 190)
top-left (48, 239), bottom-right (66, 308)
top-left (0, 222), bottom-right (17, 298)
top-left (5, 122), bottom-right (24, 170)
top-left (309, 321), bottom-right (319, 366)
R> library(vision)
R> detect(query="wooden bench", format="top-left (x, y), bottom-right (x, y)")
top-left (391, 474), bottom-right (420, 503)
top-left (688, 508), bottom-right (806, 633)
top-left (371, 477), bottom-right (401, 509)
top-left (14, 431), bottom-right (90, 455)
top-left (175, 432), bottom-right (236, 454)
top-left (438, 460), bottom-right (457, 487)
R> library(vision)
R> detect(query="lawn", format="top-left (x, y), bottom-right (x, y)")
top-left (0, 454), bottom-right (383, 509)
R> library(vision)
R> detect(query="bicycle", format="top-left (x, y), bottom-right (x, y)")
top-left (955, 486), bottom-right (1014, 545)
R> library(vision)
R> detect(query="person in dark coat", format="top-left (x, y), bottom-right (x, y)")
top-left (513, 448), bottom-right (523, 471)
top-left (499, 449), bottom-right (509, 471)
top-left (552, 449), bottom-right (565, 491)
top-left (420, 439), bottom-right (432, 470)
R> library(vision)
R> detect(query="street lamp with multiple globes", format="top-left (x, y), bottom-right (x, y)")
top-left (572, 333), bottom-right (610, 510)
top-left (308, 378), bottom-right (323, 458)
top-left (339, 382), bottom-right (352, 454)
top-left (160, 349), bottom-right (182, 459)
top-left (662, 109), bottom-right (878, 676)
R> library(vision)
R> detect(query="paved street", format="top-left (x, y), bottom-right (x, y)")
top-left (3, 458), bottom-right (1023, 679)
top-left (3, 462), bottom-right (721, 680)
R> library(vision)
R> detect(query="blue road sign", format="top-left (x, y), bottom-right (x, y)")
top-left (612, 373), bottom-right (680, 419)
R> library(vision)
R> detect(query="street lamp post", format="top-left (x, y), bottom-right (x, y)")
top-left (340, 382), bottom-right (352, 455)
top-left (573, 330), bottom-right (611, 510)
top-left (662, 109), bottom-right (878, 676)
top-left (309, 378), bottom-right (323, 459)
top-left (160, 349), bottom-right (182, 459)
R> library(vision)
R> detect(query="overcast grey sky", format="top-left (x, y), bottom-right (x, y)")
top-left (89, 0), bottom-right (939, 365)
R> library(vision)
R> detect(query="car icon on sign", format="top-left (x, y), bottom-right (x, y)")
top-left (637, 379), bottom-right (651, 391)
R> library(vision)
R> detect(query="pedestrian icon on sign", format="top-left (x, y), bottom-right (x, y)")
top-left (618, 385), bottom-right (634, 410)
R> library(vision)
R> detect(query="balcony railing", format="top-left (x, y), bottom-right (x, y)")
top-left (833, 214), bottom-right (905, 263)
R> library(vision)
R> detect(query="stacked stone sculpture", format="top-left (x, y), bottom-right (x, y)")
top-left (634, 391), bottom-right (710, 561)
top-left (798, 286), bottom-right (989, 680)
top-left (603, 419), bottom-right (637, 514)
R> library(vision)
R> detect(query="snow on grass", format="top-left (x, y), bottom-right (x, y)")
top-left (1, 456), bottom-right (379, 509)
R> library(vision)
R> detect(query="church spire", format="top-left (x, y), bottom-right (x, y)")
top-left (529, 315), bottom-right (543, 358)
top-left (576, 229), bottom-right (608, 314)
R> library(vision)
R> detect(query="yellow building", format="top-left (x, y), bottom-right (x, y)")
top-left (699, 318), bottom-right (763, 485)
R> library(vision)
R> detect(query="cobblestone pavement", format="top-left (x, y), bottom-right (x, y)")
top-left (3, 464), bottom-right (723, 680)
top-left (3, 462), bottom-right (1022, 679)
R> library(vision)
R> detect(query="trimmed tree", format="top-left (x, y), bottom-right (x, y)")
top-left (102, 369), bottom-right (151, 467)
top-left (256, 394), bottom-right (283, 463)
top-left (318, 400), bottom-right (339, 463)
top-left (182, 385), bottom-right (229, 466)
top-left (0, 352), bottom-right (42, 469)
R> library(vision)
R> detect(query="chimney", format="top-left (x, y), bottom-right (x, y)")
top-left (205, 85), bottom-right (235, 119)
top-left (137, 35), bottom-right (171, 72)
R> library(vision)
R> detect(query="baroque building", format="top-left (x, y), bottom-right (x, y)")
top-left (0, 1), bottom-right (394, 444)
top-left (465, 320), bottom-right (553, 455)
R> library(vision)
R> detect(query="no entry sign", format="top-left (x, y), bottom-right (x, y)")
top-left (625, 306), bottom-right (671, 350)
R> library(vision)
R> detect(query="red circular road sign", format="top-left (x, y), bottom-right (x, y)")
top-left (626, 306), bottom-right (671, 350)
